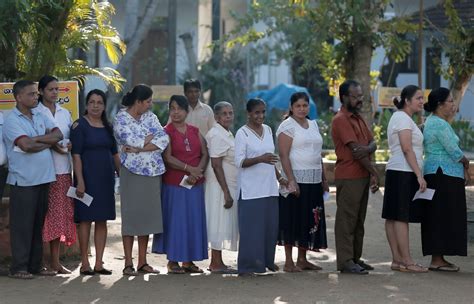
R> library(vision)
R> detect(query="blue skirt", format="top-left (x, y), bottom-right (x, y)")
top-left (152, 184), bottom-right (208, 262)
top-left (238, 196), bottom-right (279, 274)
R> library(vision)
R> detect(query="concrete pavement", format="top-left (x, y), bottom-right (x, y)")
top-left (0, 188), bottom-right (473, 304)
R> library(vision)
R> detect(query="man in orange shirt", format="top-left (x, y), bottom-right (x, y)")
top-left (331, 80), bottom-right (379, 274)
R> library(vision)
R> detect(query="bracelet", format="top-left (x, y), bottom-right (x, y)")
top-left (278, 176), bottom-right (285, 182)
top-left (183, 163), bottom-right (188, 171)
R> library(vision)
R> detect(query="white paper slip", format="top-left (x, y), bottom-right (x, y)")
top-left (67, 186), bottom-right (94, 206)
top-left (323, 191), bottom-right (330, 202)
top-left (279, 185), bottom-right (291, 198)
top-left (179, 175), bottom-right (193, 189)
top-left (412, 188), bottom-right (435, 201)
top-left (13, 146), bottom-right (26, 153)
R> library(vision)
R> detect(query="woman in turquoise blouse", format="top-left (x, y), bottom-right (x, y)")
top-left (422, 87), bottom-right (470, 272)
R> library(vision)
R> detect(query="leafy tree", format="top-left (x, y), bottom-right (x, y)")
top-left (0, 0), bottom-right (125, 91)
top-left (431, 0), bottom-right (473, 108)
top-left (227, 0), bottom-right (416, 125)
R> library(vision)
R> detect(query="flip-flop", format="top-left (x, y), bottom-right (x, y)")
top-left (390, 261), bottom-right (401, 271)
top-left (122, 265), bottom-right (138, 276)
top-left (94, 267), bottom-right (112, 275)
top-left (80, 267), bottom-right (95, 276)
top-left (137, 263), bottom-right (160, 274)
top-left (8, 271), bottom-right (34, 280)
top-left (182, 264), bottom-right (204, 273)
top-left (296, 262), bottom-right (322, 271)
top-left (209, 267), bottom-right (238, 274)
top-left (35, 268), bottom-right (57, 276)
top-left (399, 263), bottom-right (428, 273)
top-left (428, 264), bottom-right (459, 272)
top-left (167, 264), bottom-right (185, 274)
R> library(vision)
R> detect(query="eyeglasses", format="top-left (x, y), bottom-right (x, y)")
top-left (184, 138), bottom-right (191, 152)
top-left (348, 95), bottom-right (364, 100)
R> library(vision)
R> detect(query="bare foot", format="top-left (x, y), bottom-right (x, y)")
top-left (284, 264), bottom-right (302, 273)
top-left (296, 260), bottom-right (322, 271)
top-left (53, 265), bottom-right (72, 274)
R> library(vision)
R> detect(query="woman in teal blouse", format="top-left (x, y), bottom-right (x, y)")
top-left (422, 87), bottom-right (470, 272)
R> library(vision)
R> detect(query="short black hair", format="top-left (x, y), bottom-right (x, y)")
top-left (425, 87), bottom-right (450, 112)
top-left (13, 80), bottom-right (36, 98)
top-left (183, 79), bottom-right (201, 92)
top-left (169, 95), bottom-right (189, 112)
top-left (339, 80), bottom-right (360, 101)
top-left (246, 98), bottom-right (266, 112)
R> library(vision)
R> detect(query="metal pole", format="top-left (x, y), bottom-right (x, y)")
top-left (418, 0), bottom-right (423, 88)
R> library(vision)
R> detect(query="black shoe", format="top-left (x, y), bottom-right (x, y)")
top-left (340, 262), bottom-right (369, 275)
top-left (93, 267), bottom-right (112, 275)
top-left (80, 267), bottom-right (95, 276)
top-left (356, 260), bottom-right (374, 271)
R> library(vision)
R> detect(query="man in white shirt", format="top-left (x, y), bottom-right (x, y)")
top-left (183, 79), bottom-right (215, 136)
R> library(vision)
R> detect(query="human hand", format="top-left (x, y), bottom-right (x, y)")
top-left (259, 153), bottom-right (278, 165)
top-left (322, 179), bottom-right (329, 193)
top-left (287, 180), bottom-right (300, 197)
top-left (223, 191), bottom-right (234, 209)
top-left (187, 165), bottom-right (203, 177)
top-left (465, 169), bottom-right (471, 186)
top-left (122, 145), bottom-right (140, 153)
top-left (76, 182), bottom-right (85, 198)
top-left (185, 175), bottom-right (197, 185)
top-left (417, 175), bottom-right (427, 192)
top-left (144, 134), bottom-right (154, 145)
top-left (351, 144), bottom-right (369, 159)
top-left (370, 174), bottom-right (379, 193)
top-left (66, 141), bottom-right (72, 152)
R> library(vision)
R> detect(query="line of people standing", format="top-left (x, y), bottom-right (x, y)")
top-left (2, 77), bottom-right (469, 279)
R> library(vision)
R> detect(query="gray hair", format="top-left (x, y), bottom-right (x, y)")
top-left (213, 101), bottom-right (233, 115)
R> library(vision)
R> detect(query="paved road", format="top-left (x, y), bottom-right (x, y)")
top-left (0, 188), bottom-right (473, 304)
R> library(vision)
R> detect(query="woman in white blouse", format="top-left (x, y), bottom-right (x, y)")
top-left (37, 75), bottom-right (76, 274)
top-left (383, 85), bottom-right (428, 273)
top-left (113, 84), bottom-right (169, 275)
top-left (234, 98), bottom-right (287, 275)
top-left (277, 92), bottom-right (328, 272)
top-left (204, 101), bottom-right (238, 274)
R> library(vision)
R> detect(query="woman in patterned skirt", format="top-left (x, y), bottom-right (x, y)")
top-left (37, 75), bottom-right (76, 274)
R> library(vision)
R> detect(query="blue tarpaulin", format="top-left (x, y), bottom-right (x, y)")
top-left (247, 83), bottom-right (318, 119)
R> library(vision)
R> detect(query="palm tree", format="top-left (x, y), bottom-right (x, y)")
top-left (0, 0), bottom-right (125, 91)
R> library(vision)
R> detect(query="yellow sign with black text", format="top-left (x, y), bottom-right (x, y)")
top-left (0, 81), bottom-right (79, 120)
top-left (378, 87), bottom-right (431, 108)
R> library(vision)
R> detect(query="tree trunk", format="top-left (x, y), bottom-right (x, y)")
top-left (106, 0), bottom-right (160, 117)
top-left (451, 71), bottom-right (472, 110)
top-left (346, 35), bottom-right (374, 126)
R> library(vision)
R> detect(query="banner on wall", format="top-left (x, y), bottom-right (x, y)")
top-left (378, 87), bottom-right (431, 108)
top-left (0, 81), bottom-right (79, 120)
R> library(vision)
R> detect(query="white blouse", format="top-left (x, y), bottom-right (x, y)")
top-left (36, 103), bottom-right (72, 175)
top-left (276, 117), bottom-right (323, 184)
top-left (234, 124), bottom-right (279, 200)
top-left (386, 111), bottom-right (424, 172)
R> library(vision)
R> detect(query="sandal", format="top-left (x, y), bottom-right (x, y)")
top-left (167, 263), bottom-right (185, 274)
top-left (182, 264), bottom-right (204, 274)
top-left (399, 263), bottom-right (428, 273)
top-left (35, 268), bottom-right (57, 276)
top-left (428, 264), bottom-right (459, 272)
top-left (296, 261), bottom-right (322, 271)
top-left (122, 265), bottom-right (138, 276)
top-left (137, 263), bottom-right (160, 274)
top-left (94, 267), bottom-right (112, 275)
top-left (8, 271), bottom-right (34, 280)
top-left (208, 267), bottom-right (238, 274)
top-left (80, 267), bottom-right (95, 276)
top-left (390, 261), bottom-right (401, 271)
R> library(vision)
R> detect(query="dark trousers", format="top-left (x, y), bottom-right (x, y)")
top-left (334, 178), bottom-right (369, 270)
top-left (9, 183), bottom-right (49, 274)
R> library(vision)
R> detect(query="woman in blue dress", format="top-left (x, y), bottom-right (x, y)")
top-left (70, 89), bottom-right (121, 275)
